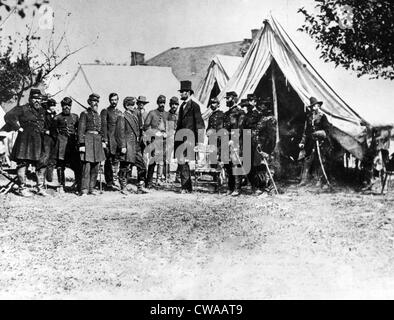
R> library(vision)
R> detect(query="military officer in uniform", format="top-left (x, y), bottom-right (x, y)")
top-left (223, 91), bottom-right (245, 197)
top-left (78, 93), bottom-right (106, 196)
top-left (101, 93), bottom-right (122, 190)
top-left (299, 97), bottom-right (332, 188)
top-left (116, 97), bottom-right (148, 194)
top-left (206, 97), bottom-right (224, 166)
top-left (54, 97), bottom-right (81, 193)
top-left (166, 96), bottom-right (179, 181)
top-left (253, 97), bottom-right (277, 193)
top-left (143, 95), bottom-right (170, 188)
top-left (4, 89), bottom-right (48, 196)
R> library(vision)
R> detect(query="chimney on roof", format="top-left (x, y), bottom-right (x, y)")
top-left (130, 52), bottom-right (145, 66)
top-left (251, 29), bottom-right (259, 40)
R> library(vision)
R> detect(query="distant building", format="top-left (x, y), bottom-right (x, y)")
top-left (145, 29), bottom-right (259, 91)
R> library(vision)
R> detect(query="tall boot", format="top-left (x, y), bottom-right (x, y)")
top-left (146, 163), bottom-right (155, 188)
top-left (57, 167), bottom-right (65, 193)
top-left (118, 168), bottom-right (128, 194)
top-left (156, 164), bottom-right (164, 185)
top-left (231, 175), bottom-right (242, 197)
top-left (16, 165), bottom-right (32, 197)
top-left (299, 164), bottom-right (309, 186)
top-left (36, 167), bottom-right (49, 196)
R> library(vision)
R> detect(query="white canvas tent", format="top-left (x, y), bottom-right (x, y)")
top-left (46, 64), bottom-right (180, 114)
top-left (219, 15), bottom-right (370, 160)
top-left (196, 54), bottom-right (243, 107)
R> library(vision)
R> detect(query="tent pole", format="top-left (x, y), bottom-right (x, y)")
top-left (271, 63), bottom-right (282, 177)
top-left (271, 65), bottom-right (280, 144)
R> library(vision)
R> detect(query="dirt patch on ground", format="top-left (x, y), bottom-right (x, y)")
top-left (1, 184), bottom-right (394, 299)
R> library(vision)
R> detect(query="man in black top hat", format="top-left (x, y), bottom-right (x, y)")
top-left (101, 93), bottom-right (122, 190)
top-left (78, 93), bottom-right (106, 196)
top-left (54, 97), bottom-right (81, 193)
top-left (223, 91), bottom-right (245, 197)
top-left (175, 80), bottom-right (205, 193)
top-left (299, 96), bottom-right (332, 188)
top-left (4, 88), bottom-right (48, 196)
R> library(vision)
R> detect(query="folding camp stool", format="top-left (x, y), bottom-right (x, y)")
top-left (0, 167), bottom-right (18, 195)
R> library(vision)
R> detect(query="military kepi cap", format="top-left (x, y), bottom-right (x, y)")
top-left (240, 98), bottom-right (249, 107)
top-left (61, 97), bottom-right (72, 106)
top-left (29, 88), bottom-right (42, 99)
top-left (226, 91), bottom-right (238, 98)
top-left (88, 93), bottom-right (100, 102)
top-left (209, 97), bottom-right (220, 104)
top-left (247, 94), bottom-right (257, 101)
top-left (157, 95), bottom-right (166, 103)
top-left (170, 96), bottom-right (179, 105)
top-left (123, 96), bottom-right (136, 106)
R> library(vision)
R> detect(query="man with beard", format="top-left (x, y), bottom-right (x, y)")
top-left (253, 97), bottom-right (277, 194)
top-left (38, 97), bottom-right (58, 187)
top-left (166, 96), bottom-right (179, 182)
top-left (223, 91), bottom-right (245, 197)
top-left (101, 93), bottom-right (122, 190)
top-left (54, 97), bottom-right (81, 193)
top-left (175, 81), bottom-right (205, 193)
top-left (4, 89), bottom-right (48, 196)
top-left (206, 97), bottom-right (224, 167)
top-left (299, 97), bottom-right (332, 189)
top-left (78, 93), bottom-right (106, 196)
top-left (116, 97), bottom-right (148, 195)
top-left (143, 95), bottom-right (170, 188)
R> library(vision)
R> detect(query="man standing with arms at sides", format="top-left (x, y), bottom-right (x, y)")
top-left (5, 89), bottom-right (48, 197)
top-left (54, 97), bottom-right (81, 193)
top-left (206, 97), bottom-right (224, 167)
top-left (166, 96), bottom-right (179, 182)
top-left (116, 97), bottom-right (148, 195)
top-left (78, 93), bottom-right (106, 196)
top-left (143, 95), bottom-right (169, 188)
top-left (175, 81), bottom-right (205, 194)
top-left (101, 93), bottom-right (122, 191)
top-left (223, 91), bottom-right (245, 197)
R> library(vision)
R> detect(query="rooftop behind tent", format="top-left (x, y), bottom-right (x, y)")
top-left (46, 64), bottom-right (180, 114)
top-left (196, 54), bottom-right (243, 107)
top-left (219, 15), bottom-right (373, 160)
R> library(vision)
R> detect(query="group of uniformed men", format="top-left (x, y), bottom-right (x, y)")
top-left (4, 79), bottom-right (332, 197)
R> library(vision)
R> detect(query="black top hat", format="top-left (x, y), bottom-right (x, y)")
top-left (29, 88), bottom-right (42, 99)
top-left (308, 97), bottom-right (323, 108)
top-left (179, 80), bottom-right (194, 93)
top-left (88, 93), bottom-right (100, 102)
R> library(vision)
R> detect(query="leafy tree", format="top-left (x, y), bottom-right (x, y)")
top-left (298, 0), bottom-right (394, 80)
top-left (0, 0), bottom-right (49, 21)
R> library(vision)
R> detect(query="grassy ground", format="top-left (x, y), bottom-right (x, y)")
top-left (1, 180), bottom-right (394, 299)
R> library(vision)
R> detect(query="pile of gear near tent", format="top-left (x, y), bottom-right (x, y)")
top-left (218, 15), bottom-right (375, 167)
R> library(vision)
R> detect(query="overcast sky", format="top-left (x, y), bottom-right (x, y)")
top-left (2, 0), bottom-right (393, 125)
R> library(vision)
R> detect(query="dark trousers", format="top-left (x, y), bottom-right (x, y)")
top-left (81, 161), bottom-right (99, 193)
top-left (248, 164), bottom-right (267, 190)
top-left (104, 153), bottom-right (119, 186)
top-left (119, 153), bottom-right (146, 189)
top-left (178, 163), bottom-right (192, 191)
top-left (57, 159), bottom-right (82, 190)
top-left (224, 162), bottom-right (242, 192)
